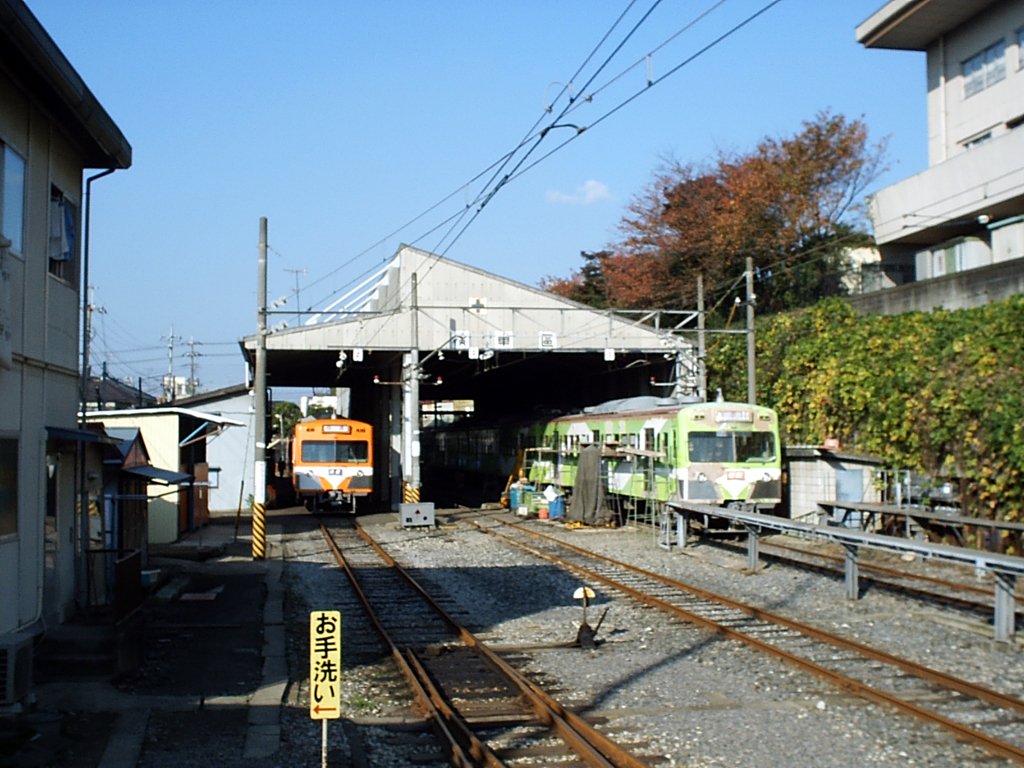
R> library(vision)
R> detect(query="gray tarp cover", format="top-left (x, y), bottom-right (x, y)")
top-left (568, 444), bottom-right (612, 525)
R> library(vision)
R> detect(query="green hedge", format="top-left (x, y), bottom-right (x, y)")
top-left (707, 295), bottom-right (1024, 521)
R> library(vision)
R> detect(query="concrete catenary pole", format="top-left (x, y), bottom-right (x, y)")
top-left (746, 257), bottom-right (756, 405)
top-left (403, 273), bottom-right (421, 502)
top-left (697, 275), bottom-right (707, 402)
top-left (253, 217), bottom-right (268, 559)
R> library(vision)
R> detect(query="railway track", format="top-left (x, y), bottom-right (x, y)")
top-left (467, 514), bottom-right (1024, 765)
top-left (318, 518), bottom-right (659, 768)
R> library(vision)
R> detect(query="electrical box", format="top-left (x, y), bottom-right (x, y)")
top-left (400, 502), bottom-right (435, 528)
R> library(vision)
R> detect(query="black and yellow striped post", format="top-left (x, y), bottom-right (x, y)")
top-left (402, 482), bottom-right (420, 503)
top-left (252, 501), bottom-right (266, 559)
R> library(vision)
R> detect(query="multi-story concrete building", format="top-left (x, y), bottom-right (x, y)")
top-left (0, 0), bottom-right (130, 647)
top-left (857, 0), bottom-right (1024, 313)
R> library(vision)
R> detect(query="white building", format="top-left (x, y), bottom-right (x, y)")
top-left (857, 0), bottom-right (1024, 313)
top-left (172, 385), bottom-right (255, 513)
top-left (0, 0), bottom-right (131, 648)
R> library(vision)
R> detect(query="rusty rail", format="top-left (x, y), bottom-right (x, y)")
top-left (471, 516), bottom-right (1024, 765)
top-left (322, 520), bottom-right (652, 768)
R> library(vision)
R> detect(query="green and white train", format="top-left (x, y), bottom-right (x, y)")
top-left (422, 396), bottom-right (782, 511)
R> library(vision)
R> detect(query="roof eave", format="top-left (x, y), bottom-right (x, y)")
top-left (856, 0), bottom-right (1000, 51)
top-left (0, 0), bottom-right (131, 169)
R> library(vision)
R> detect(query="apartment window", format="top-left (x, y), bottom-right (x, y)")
top-left (1, 144), bottom-right (25, 254)
top-left (963, 39), bottom-right (1006, 97)
top-left (963, 131), bottom-right (992, 150)
top-left (48, 186), bottom-right (78, 282)
top-left (0, 437), bottom-right (17, 537)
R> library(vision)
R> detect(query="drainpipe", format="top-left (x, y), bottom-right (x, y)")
top-left (939, 35), bottom-right (947, 163)
top-left (76, 168), bottom-right (116, 610)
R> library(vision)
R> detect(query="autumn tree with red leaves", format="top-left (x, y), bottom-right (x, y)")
top-left (544, 112), bottom-right (887, 315)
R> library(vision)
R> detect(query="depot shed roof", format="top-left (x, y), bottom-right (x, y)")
top-left (242, 245), bottom-right (693, 386)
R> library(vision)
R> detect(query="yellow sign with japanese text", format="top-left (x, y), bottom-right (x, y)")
top-left (309, 610), bottom-right (342, 719)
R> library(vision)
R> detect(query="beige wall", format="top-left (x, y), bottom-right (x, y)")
top-left (0, 66), bottom-right (87, 633)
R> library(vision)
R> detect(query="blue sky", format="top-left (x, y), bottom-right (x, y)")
top-left (26, 0), bottom-right (926, 394)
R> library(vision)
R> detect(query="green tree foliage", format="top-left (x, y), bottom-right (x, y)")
top-left (707, 296), bottom-right (1024, 524)
top-left (540, 251), bottom-right (611, 308)
top-left (546, 112), bottom-right (886, 315)
top-left (272, 400), bottom-right (303, 439)
top-left (307, 403), bottom-right (335, 420)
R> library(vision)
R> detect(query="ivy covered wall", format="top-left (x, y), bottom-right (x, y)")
top-left (708, 296), bottom-right (1024, 521)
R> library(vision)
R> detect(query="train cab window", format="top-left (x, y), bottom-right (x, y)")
top-left (593, 430), bottom-right (600, 444)
top-left (644, 428), bottom-right (655, 451)
top-left (301, 440), bottom-right (370, 463)
top-left (688, 431), bottom-right (775, 463)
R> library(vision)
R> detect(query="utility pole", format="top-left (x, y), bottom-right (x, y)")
top-left (253, 217), bottom-right (268, 560)
top-left (162, 325), bottom-right (183, 402)
top-left (184, 336), bottom-right (202, 396)
top-left (82, 285), bottom-right (105, 392)
top-left (285, 267), bottom-right (306, 327)
top-left (746, 257), bottom-right (756, 405)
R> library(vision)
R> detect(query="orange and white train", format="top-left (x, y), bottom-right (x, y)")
top-left (292, 418), bottom-right (373, 512)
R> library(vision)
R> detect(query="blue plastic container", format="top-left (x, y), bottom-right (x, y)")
top-left (548, 495), bottom-right (565, 519)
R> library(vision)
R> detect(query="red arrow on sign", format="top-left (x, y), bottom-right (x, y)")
top-left (313, 705), bottom-right (337, 714)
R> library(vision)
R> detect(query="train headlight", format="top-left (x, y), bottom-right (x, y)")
top-left (697, 472), bottom-right (707, 483)
top-left (763, 472), bottom-right (772, 482)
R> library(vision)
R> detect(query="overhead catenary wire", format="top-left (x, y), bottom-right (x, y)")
top-left (336, 0), bottom-right (678, 351)
top-left (303, 0), bottom-right (729, 317)
top-left (428, 0), bottom-right (670, 260)
top-left (107, 1), bottom-right (789, 390)
top-left (320, 1), bottom-right (790, 356)
top-left (491, 0), bottom-right (787, 197)
top-left (361, 0), bottom-right (778, 346)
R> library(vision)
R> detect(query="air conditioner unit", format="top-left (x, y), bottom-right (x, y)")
top-left (0, 632), bottom-right (33, 704)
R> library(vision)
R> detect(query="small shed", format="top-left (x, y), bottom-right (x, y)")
top-left (173, 385), bottom-right (254, 513)
top-left (785, 445), bottom-right (884, 523)
top-left (86, 408), bottom-right (244, 543)
top-left (85, 428), bottom-right (188, 613)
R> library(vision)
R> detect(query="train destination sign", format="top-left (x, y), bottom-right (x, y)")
top-left (309, 610), bottom-right (342, 719)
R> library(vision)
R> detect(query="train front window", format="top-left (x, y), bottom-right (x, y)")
top-left (735, 432), bottom-right (776, 462)
top-left (301, 440), bottom-right (370, 463)
top-left (688, 431), bottom-right (775, 463)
